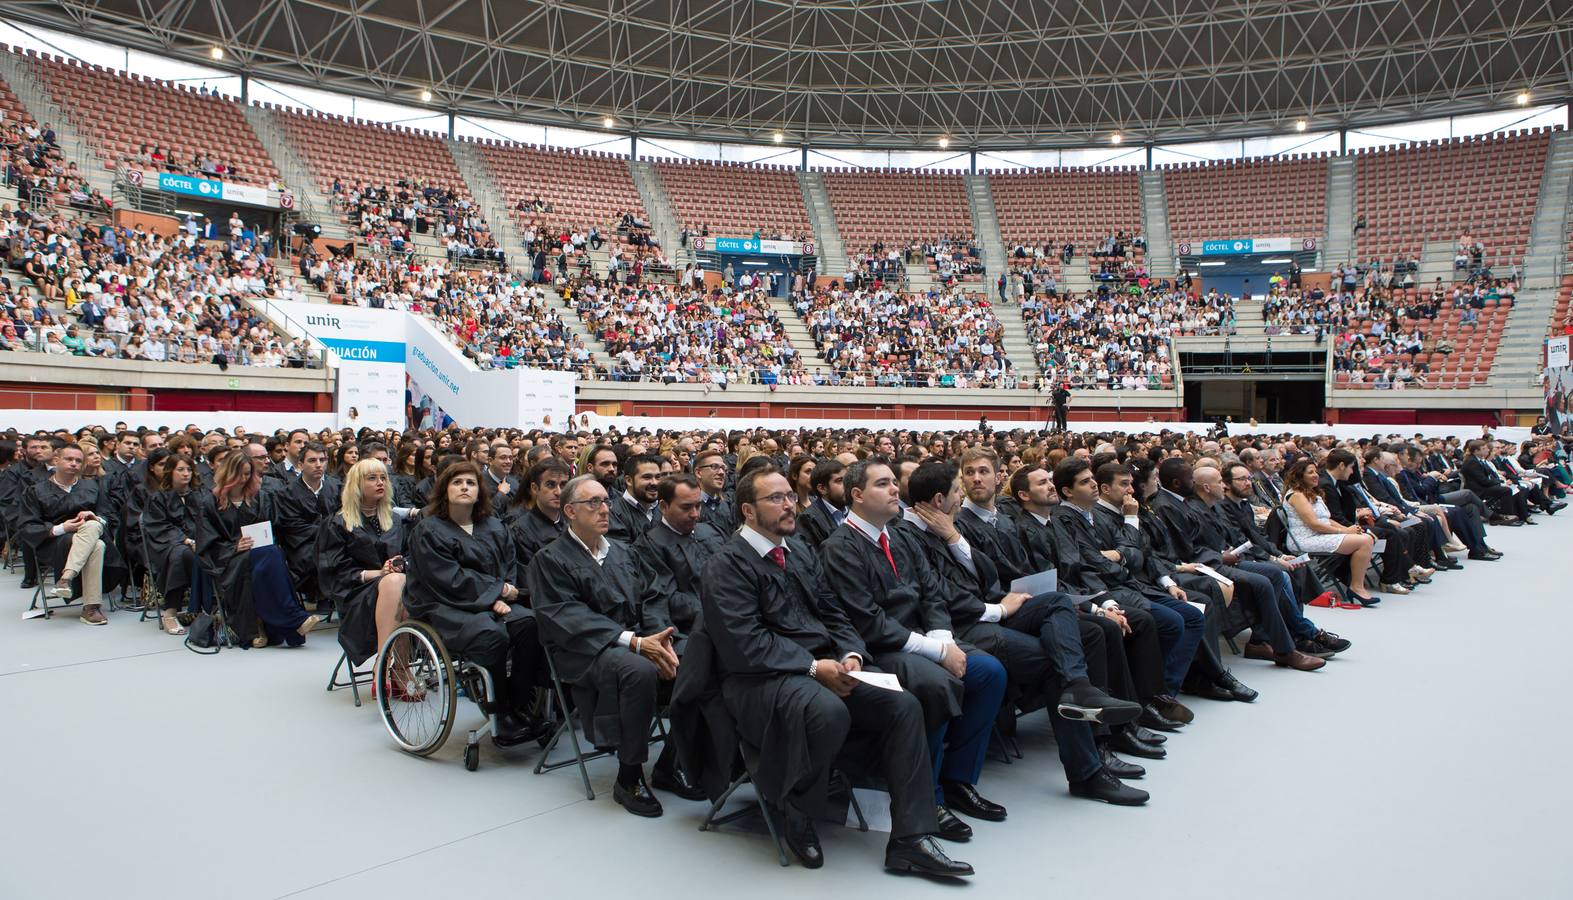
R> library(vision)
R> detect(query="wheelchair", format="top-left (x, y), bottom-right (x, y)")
top-left (374, 619), bottom-right (499, 772)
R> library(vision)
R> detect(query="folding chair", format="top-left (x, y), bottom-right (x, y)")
top-left (699, 742), bottom-right (867, 867)
top-left (23, 566), bottom-right (76, 620)
top-left (326, 649), bottom-right (376, 707)
top-left (534, 646), bottom-right (615, 800)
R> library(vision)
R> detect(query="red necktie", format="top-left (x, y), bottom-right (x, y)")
top-left (766, 545), bottom-right (786, 569)
top-left (877, 531), bottom-right (898, 577)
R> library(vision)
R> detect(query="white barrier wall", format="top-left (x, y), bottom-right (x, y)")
top-left (270, 301), bottom-right (406, 430)
top-left (5, 411), bottom-right (338, 434)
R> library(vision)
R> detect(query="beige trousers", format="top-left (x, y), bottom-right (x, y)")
top-left (60, 519), bottom-right (105, 608)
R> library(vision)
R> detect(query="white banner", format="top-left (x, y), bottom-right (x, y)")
top-left (267, 300), bottom-right (405, 430)
top-left (1548, 335), bottom-right (1570, 369)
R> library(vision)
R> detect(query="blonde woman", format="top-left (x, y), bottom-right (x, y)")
top-left (316, 459), bottom-right (410, 671)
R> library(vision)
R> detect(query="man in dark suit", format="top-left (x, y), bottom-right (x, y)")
top-left (698, 468), bottom-right (973, 877)
top-left (818, 460), bottom-right (1009, 838)
top-left (1376, 451), bottom-right (1497, 560)
top-left (1361, 449), bottom-right (1460, 567)
top-left (635, 473), bottom-right (723, 632)
top-left (1459, 439), bottom-right (1532, 522)
top-left (953, 448), bottom-right (1034, 586)
top-left (606, 452), bottom-right (662, 544)
top-left (795, 458), bottom-right (846, 547)
top-left (510, 458), bottom-right (570, 593)
top-left (481, 443), bottom-right (521, 520)
top-left (1324, 448), bottom-right (1433, 592)
top-left (691, 448), bottom-right (737, 535)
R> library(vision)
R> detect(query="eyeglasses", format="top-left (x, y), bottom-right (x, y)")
top-left (567, 497), bottom-right (609, 509)
top-left (695, 462), bottom-right (725, 471)
top-left (752, 492), bottom-right (795, 506)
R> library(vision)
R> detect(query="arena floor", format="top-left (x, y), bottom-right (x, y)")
top-left (2, 517), bottom-right (1568, 899)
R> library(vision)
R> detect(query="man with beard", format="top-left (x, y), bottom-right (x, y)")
top-left (796, 458), bottom-right (846, 547)
top-left (635, 473), bottom-right (724, 632)
top-left (607, 452), bottom-right (662, 544)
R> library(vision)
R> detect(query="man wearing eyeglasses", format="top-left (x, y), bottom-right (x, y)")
top-left (528, 474), bottom-right (698, 818)
top-left (692, 448), bottom-right (737, 535)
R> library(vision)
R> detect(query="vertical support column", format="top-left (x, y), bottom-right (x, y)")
top-left (240, 72), bottom-right (249, 104)
top-left (801, 144), bottom-right (808, 170)
top-left (969, 149), bottom-right (977, 174)
top-left (1145, 142), bottom-right (1153, 169)
top-left (1339, 128), bottom-right (1348, 155)
top-left (630, 134), bottom-right (638, 160)
top-left (447, 111), bottom-right (455, 139)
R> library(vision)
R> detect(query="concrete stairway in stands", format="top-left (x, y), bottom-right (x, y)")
top-left (798, 170), bottom-right (846, 279)
top-left (1322, 156), bottom-right (1356, 271)
top-left (0, 53), bottom-right (114, 198)
top-left (996, 308), bottom-right (1041, 380)
top-left (1140, 169), bottom-right (1175, 279)
top-left (241, 105), bottom-right (344, 240)
top-left (539, 285), bottom-right (616, 372)
top-left (445, 139), bottom-right (528, 265)
top-left (964, 174), bottom-right (1008, 293)
top-left (761, 295), bottom-right (833, 376)
top-left (1492, 130), bottom-right (1573, 388)
top-left (627, 160), bottom-right (684, 265)
top-left (1062, 257), bottom-right (1095, 295)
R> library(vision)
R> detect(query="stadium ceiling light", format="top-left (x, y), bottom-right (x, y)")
top-left (419, 89), bottom-right (433, 103)
top-left (209, 46), bottom-right (224, 61)
top-left (1110, 132), bottom-right (1123, 144)
top-left (1517, 91), bottom-right (1531, 106)
top-left (603, 116), bottom-right (616, 129)
top-left (1295, 119), bottom-right (1308, 132)
top-left (938, 135), bottom-right (950, 148)
top-left (773, 131), bottom-right (784, 144)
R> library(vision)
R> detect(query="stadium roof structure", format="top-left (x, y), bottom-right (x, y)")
top-left (9, 0), bottom-right (1573, 149)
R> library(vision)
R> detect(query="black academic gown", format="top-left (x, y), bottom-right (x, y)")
top-left (1014, 508), bottom-right (1062, 573)
top-left (142, 488), bottom-right (210, 603)
top-left (818, 522), bottom-right (965, 730)
top-left (526, 533), bottom-right (675, 749)
top-left (0, 459), bottom-right (48, 522)
top-left (956, 505), bottom-right (1035, 586)
top-left (393, 473), bottom-right (423, 509)
top-left (607, 492), bottom-right (657, 544)
top-left (196, 491), bottom-right (291, 645)
top-left (482, 469), bottom-right (522, 520)
top-left (272, 475), bottom-right (342, 600)
top-left (699, 492), bottom-right (737, 536)
top-left (17, 475), bottom-right (126, 590)
top-left (510, 506), bottom-right (566, 592)
top-left (795, 499), bottom-right (839, 548)
top-left (318, 512), bottom-right (410, 665)
top-left (404, 514), bottom-right (526, 664)
top-left (634, 519), bottom-right (725, 631)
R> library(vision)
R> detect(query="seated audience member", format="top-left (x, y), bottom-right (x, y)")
top-left (634, 472), bottom-right (724, 632)
top-left (698, 468), bottom-right (974, 877)
top-left (691, 449), bottom-right (737, 535)
top-left (318, 459), bottom-right (411, 676)
top-left (142, 454), bottom-right (214, 634)
top-left (527, 474), bottom-right (697, 817)
top-left (403, 461), bottom-right (547, 746)
top-left (607, 452), bottom-right (663, 543)
top-left (197, 451), bottom-right (319, 648)
top-left (1280, 458), bottom-right (1380, 604)
top-left (1322, 448), bottom-right (1435, 593)
top-left (273, 442), bottom-right (341, 607)
top-left (795, 458), bottom-right (847, 546)
top-left (17, 443), bottom-right (119, 624)
top-left (509, 457), bottom-right (572, 589)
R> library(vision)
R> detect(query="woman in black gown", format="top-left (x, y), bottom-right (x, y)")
top-left (318, 458), bottom-right (410, 673)
top-left (197, 452), bottom-right (319, 648)
top-left (121, 448), bottom-right (168, 599)
top-left (404, 461), bottom-right (546, 746)
top-left (142, 454), bottom-right (214, 635)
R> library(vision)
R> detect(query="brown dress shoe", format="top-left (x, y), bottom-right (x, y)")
top-left (1274, 650), bottom-right (1326, 671)
top-left (1243, 641), bottom-right (1276, 662)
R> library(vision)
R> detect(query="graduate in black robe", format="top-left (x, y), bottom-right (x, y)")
top-left (634, 473), bottom-right (724, 632)
top-left (2, 437), bottom-right (54, 586)
top-left (197, 453), bottom-right (317, 648)
top-left (142, 455), bottom-right (214, 631)
top-left (692, 449), bottom-right (738, 535)
top-left (118, 449), bottom-right (165, 592)
top-left (795, 458), bottom-right (846, 548)
top-left (526, 474), bottom-right (694, 817)
top-left (17, 444), bottom-right (125, 617)
top-left (404, 461), bottom-right (547, 745)
top-left (480, 450), bottom-right (522, 521)
top-left (606, 453), bottom-right (662, 544)
top-left (698, 468), bottom-right (972, 878)
top-left (317, 459), bottom-right (411, 668)
top-left (271, 444), bottom-right (342, 605)
top-left (508, 457), bottom-right (571, 593)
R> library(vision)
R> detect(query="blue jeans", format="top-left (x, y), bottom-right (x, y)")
top-left (928, 650), bottom-right (1007, 802)
top-left (1236, 560), bottom-right (1318, 642)
top-left (1146, 596), bottom-right (1204, 694)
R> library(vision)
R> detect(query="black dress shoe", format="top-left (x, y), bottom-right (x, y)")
top-left (492, 712), bottom-right (549, 747)
top-left (1068, 768), bottom-right (1150, 806)
top-left (1313, 630), bottom-right (1352, 654)
top-left (1108, 728), bottom-right (1167, 760)
top-left (1057, 679), bottom-right (1143, 726)
top-left (1099, 746), bottom-right (1146, 779)
top-left (1149, 693), bottom-right (1194, 724)
top-left (1184, 679), bottom-right (1235, 702)
top-left (612, 777), bottom-right (664, 818)
top-left (941, 781), bottom-right (1007, 822)
top-left (1139, 705), bottom-right (1184, 732)
top-left (1216, 670), bottom-right (1259, 702)
top-left (1128, 724), bottom-right (1167, 745)
top-left (1467, 549), bottom-right (1496, 561)
top-left (782, 808), bottom-right (823, 869)
top-left (651, 764), bottom-right (707, 801)
top-left (934, 806), bottom-right (972, 842)
top-left (19, 578), bottom-right (37, 590)
top-left (1295, 638), bottom-right (1336, 659)
top-left (884, 836), bottom-right (974, 878)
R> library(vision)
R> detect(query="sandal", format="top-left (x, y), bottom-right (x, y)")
top-left (160, 611), bottom-right (188, 635)
top-left (251, 634), bottom-right (269, 649)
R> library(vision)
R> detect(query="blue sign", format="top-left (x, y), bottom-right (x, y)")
top-left (713, 237), bottom-right (761, 254)
top-left (158, 173), bottom-right (225, 199)
top-left (318, 338), bottom-right (407, 364)
top-left (1202, 239), bottom-right (1254, 255)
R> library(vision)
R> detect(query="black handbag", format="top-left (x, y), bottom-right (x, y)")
top-left (184, 609), bottom-right (231, 655)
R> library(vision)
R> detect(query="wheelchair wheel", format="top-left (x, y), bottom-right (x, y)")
top-left (375, 621), bottom-right (457, 757)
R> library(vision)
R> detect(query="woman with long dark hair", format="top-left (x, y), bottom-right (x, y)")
top-left (197, 451), bottom-right (319, 648)
top-left (1281, 457), bottom-right (1379, 604)
top-left (404, 461), bottom-right (546, 745)
top-left (392, 441), bottom-right (424, 509)
top-left (142, 455), bottom-right (214, 635)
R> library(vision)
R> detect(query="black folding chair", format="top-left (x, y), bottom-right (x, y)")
top-left (23, 566), bottom-right (75, 620)
top-left (534, 646), bottom-right (670, 800)
top-left (326, 650), bottom-right (376, 707)
top-left (700, 741), bottom-right (867, 867)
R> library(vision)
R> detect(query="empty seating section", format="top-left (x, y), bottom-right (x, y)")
top-left (1163, 156), bottom-right (1328, 245)
top-left (278, 108), bottom-right (465, 199)
top-left (820, 169), bottom-right (973, 261)
top-left (0, 74), bottom-right (31, 133)
top-left (1555, 225), bottom-right (1573, 338)
top-left (988, 168), bottom-right (1143, 277)
top-left (1354, 130), bottom-right (1549, 268)
top-left (654, 160), bottom-right (811, 238)
top-left (22, 50), bottom-right (278, 185)
top-left (474, 140), bottom-right (644, 232)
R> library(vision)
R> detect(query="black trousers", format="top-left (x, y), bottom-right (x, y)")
top-left (1478, 483), bottom-right (1531, 519)
top-left (1003, 592), bottom-right (1088, 683)
top-left (452, 608), bottom-right (544, 718)
top-left (582, 650), bottom-right (660, 765)
top-left (767, 675), bottom-right (938, 840)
